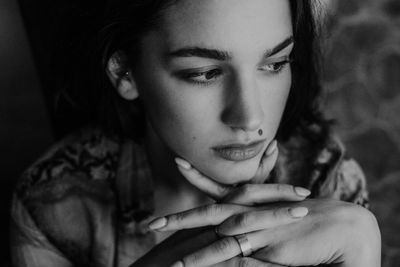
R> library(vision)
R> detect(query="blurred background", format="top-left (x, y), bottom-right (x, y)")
top-left (0, 0), bottom-right (399, 266)
top-left (322, 1), bottom-right (400, 266)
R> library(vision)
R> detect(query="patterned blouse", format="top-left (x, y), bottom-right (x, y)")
top-left (10, 126), bottom-right (368, 267)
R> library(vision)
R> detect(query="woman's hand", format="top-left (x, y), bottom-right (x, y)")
top-left (156, 199), bottom-right (380, 267)
top-left (174, 140), bottom-right (310, 204)
top-left (132, 140), bottom-right (303, 267)
top-left (155, 148), bottom-right (381, 267)
top-left (150, 140), bottom-right (311, 232)
top-left (131, 226), bottom-right (286, 267)
top-left (139, 140), bottom-right (314, 267)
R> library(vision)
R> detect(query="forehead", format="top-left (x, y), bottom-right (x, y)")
top-left (157, 0), bottom-right (293, 52)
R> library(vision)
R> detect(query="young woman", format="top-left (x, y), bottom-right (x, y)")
top-left (11, 0), bottom-right (381, 266)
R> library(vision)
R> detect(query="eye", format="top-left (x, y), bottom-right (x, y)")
top-left (259, 58), bottom-right (292, 74)
top-left (180, 68), bottom-right (223, 85)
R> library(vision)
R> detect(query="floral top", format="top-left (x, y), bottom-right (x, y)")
top-left (10, 126), bottom-right (368, 267)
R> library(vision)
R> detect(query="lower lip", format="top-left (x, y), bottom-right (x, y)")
top-left (213, 141), bottom-right (265, 162)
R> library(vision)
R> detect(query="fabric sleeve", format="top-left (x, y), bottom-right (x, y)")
top-left (10, 194), bottom-right (74, 267)
top-left (306, 133), bottom-right (369, 208)
top-left (318, 157), bottom-right (369, 208)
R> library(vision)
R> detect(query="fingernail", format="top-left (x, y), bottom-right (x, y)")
top-left (294, 187), bottom-right (311, 197)
top-left (171, 261), bottom-right (184, 267)
top-left (266, 140), bottom-right (277, 156)
top-left (175, 158), bottom-right (191, 170)
top-left (148, 217), bottom-right (167, 230)
top-left (289, 207), bottom-right (309, 218)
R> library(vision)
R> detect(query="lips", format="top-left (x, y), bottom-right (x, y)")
top-left (212, 140), bottom-right (266, 162)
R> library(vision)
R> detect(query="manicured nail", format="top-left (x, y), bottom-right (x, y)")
top-left (294, 187), bottom-right (311, 197)
top-left (175, 158), bottom-right (191, 170)
top-left (266, 140), bottom-right (277, 156)
top-left (171, 261), bottom-right (184, 267)
top-left (289, 207), bottom-right (309, 218)
top-left (148, 217), bottom-right (167, 230)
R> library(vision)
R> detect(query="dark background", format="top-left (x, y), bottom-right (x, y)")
top-left (1, 0), bottom-right (53, 265)
top-left (1, 0), bottom-right (399, 266)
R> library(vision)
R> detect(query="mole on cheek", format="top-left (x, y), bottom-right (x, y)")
top-left (192, 136), bottom-right (196, 141)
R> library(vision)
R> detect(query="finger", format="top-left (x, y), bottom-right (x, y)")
top-left (223, 184), bottom-right (311, 205)
top-left (251, 140), bottom-right (279, 184)
top-left (179, 236), bottom-right (241, 267)
top-left (217, 207), bottom-right (309, 236)
top-left (173, 236), bottom-right (288, 267)
top-left (175, 158), bottom-right (232, 200)
top-left (148, 204), bottom-right (252, 231)
top-left (219, 256), bottom-right (287, 267)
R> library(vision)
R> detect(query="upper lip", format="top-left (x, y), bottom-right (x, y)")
top-left (212, 139), bottom-right (266, 150)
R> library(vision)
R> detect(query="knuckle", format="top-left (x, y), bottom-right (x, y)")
top-left (207, 204), bottom-right (224, 217)
top-left (275, 183), bottom-right (287, 194)
top-left (214, 237), bottom-right (237, 254)
top-left (275, 183), bottom-right (294, 196)
top-left (238, 257), bottom-right (255, 267)
top-left (198, 204), bottom-right (211, 215)
top-left (272, 207), bottom-right (287, 220)
top-left (183, 253), bottom-right (203, 267)
top-left (171, 212), bottom-right (187, 225)
top-left (233, 212), bottom-right (252, 228)
top-left (197, 205), bottom-right (215, 224)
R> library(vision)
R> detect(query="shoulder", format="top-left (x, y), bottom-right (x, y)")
top-left (12, 127), bottom-right (122, 264)
top-left (15, 126), bottom-right (122, 202)
top-left (276, 124), bottom-right (368, 207)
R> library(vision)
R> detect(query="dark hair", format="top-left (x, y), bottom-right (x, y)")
top-left (278, 0), bottom-right (333, 144)
top-left (56, 0), bottom-right (332, 146)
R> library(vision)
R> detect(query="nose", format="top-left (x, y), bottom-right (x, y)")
top-left (221, 73), bottom-right (264, 132)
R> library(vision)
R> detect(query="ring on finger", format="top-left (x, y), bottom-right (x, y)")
top-left (234, 234), bottom-right (253, 257)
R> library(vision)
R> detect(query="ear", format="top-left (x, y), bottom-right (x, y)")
top-left (106, 51), bottom-right (139, 100)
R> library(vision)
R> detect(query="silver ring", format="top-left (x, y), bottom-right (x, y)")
top-left (234, 234), bottom-right (252, 257)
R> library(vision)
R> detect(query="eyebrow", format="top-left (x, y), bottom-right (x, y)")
top-left (265, 36), bottom-right (294, 57)
top-left (168, 47), bottom-right (231, 61)
top-left (167, 35), bottom-right (294, 61)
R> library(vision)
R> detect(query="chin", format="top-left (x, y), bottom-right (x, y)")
top-left (202, 158), bottom-right (260, 185)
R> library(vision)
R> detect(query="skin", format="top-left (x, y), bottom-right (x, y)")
top-left (106, 0), bottom-right (381, 266)
top-left (155, 164), bottom-right (381, 267)
top-left (131, 0), bottom-right (294, 184)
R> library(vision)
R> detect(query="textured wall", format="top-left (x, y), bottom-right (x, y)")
top-left (322, 1), bottom-right (400, 266)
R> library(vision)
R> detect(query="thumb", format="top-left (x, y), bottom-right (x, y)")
top-left (250, 140), bottom-right (279, 184)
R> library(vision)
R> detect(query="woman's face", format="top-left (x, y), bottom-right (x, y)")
top-left (133, 0), bottom-right (293, 184)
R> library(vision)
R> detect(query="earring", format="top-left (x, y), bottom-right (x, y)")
top-left (124, 71), bottom-right (130, 79)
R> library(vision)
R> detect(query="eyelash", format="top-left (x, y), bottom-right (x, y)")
top-left (258, 58), bottom-right (293, 73)
top-left (179, 58), bottom-right (292, 86)
top-left (180, 69), bottom-right (222, 86)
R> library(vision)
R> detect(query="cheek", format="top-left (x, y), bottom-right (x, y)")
top-left (137, 66), bottom-right (292, 184)
top-left (138, 75), bottom-right (218, 155)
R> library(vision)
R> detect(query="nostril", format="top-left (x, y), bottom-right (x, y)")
top-left (221, 73), bottom-right (264, 131)
top-left (221, 102), bottom-right (264, 131)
